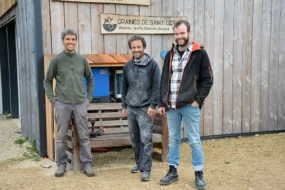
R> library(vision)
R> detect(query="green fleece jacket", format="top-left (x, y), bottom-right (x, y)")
top-left (44, 51), bottom-right (94, 104)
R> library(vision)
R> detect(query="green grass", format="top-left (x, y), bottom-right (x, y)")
top-left (14, 137), bottom-right (41, 161)
top-left (14, 136), bottom-right (28, 147)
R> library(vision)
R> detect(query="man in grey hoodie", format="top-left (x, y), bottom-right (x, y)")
top-left (121, 35), bottom-right (161, 181)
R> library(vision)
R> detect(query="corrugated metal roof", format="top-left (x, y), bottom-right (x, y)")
top-left (44, 54), bottom-right (132, 67)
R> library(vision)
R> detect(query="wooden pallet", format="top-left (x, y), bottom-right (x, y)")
top-left (68, 103), bottom-right (168, 171)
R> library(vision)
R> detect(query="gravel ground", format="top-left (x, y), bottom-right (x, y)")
top-left (0, 119), bottom-right (26, 162)
top-left (0, 119), bottom-right (285, 190)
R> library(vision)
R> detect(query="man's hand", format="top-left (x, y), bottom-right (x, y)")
top-left (147, 107), bottom-right (156, 118)
top-left (191, 101), bottom-right (199, 107)
top-left (122, 109), bottom-right (127, 117)
top-left (159, 107), bottom-right (166, 115)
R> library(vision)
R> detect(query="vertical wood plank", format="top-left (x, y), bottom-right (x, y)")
top-left (64, 2), bottom-right (78, 52)
top-left (0, 1), bottom-right (2, 17)
top-left (278, 0), bottom-right (285, 130)
top-left (50, 1), bottom-right (64, 54)
top-left (194, 0), bottom-right (204, 44)
top-left (116, 5), bottom-right (128, 54)
top-left (269, 0), bottom-right (282, 131)
top-left (16, 0), bottom-right (31, 138)
top-left (250, 0), bottom-right (262, 132)
top-left (41, 0), bottom-right (51, 54)
top-left (1, 0), bottom-right (6, 16)
top-left (78, 3), bottom-right (91, 54)
top-left (91, 4), bottom-right (103, 54)
top-left (223, 0), bottom-right (234, 134)
top-left (174, 0), bottom-right (183, 16)
top-left (162, 0), bottom-right (173, 50)
top-left (233, 0), bottom-right (243, 134)
top-left (184, 0), bottom-right (195, 42)
top-left (203, 0), bottom-right (214, 137)
top-left (260, 0), bottom-right (271, 132)
top-left (151, 0), bottom-right (163, 69)
top-left (127, 4), bottom-right (140, 51)
top-left (140, 5), bottom-right (152, 55)
top-left (44, 57), bottom-right (54, 160)
top-left (73, 123), bottom-right (81, 171)
top-left (241, 0), bottom-right (253, 133)
top-left (213, 0), bottom-right (224, 135)
top-left (27, 0), bottom-right (40, 147)
top-left (103, 4), bottom-right (116, 53)
top-left (194, 0), bottom-right (205, 136)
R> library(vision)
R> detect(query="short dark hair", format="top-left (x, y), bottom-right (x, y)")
top-left (173, 20), bottom-right (191, 32)
top-left (61, 29), bottom-right (77, 40)
top-left (128, 35), bottom-right (147, 49)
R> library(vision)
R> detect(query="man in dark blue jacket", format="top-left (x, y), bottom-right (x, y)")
top-left (121, 35), bottom-right (161, 182)
top-left (159, 20), bottom-right (213, 190)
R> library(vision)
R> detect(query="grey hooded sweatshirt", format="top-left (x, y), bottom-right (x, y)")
top-left (121, 53), bottom-right (161, 109)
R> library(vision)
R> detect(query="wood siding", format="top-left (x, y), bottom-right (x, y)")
top-left (41, 0), bottom-right (285, 138)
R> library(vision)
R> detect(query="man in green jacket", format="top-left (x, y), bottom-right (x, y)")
top-left (44, 29), bottom-right (94, 177)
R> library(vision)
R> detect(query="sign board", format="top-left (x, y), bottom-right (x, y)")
top-left (100, 14), bottom-right (186, 34)
top-left (56, 0), bottom-right (150, 6)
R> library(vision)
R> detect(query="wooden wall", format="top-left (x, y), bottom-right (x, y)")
top-left (15, 0), bottom-right (47, 155)
top-left (42, 0), bottom-right (285, 137)
top-left (0, 0), bottom-right (16, 18)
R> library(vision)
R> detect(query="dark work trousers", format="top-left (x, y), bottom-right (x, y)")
top-left (127, 106), bottom-right (154, 171)
top-left (54, 99), bottom-right (92, 169)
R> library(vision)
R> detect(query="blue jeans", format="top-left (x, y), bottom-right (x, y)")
top-left (167, 105), bottom-right (204, 171)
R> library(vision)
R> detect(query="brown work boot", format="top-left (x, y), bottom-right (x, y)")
top-left (55, 165), bottom-right (66, 177)
top-left (84, 165), bottom-right (95, 177)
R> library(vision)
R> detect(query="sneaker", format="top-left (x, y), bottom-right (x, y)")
top-left (131, 165), bottom-right (140, 173)
top-left (160, 166), bottom-right (179, 185)
top-left (55, 165), bottom-right (66, 177)
top-left (84, 166), bottom-right (95, 177)
top-left (141, 170), bottom-right (150, 181)
top-left (195, 171), bottom-right (206, 190)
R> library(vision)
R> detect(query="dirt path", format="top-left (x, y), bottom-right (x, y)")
top-left (0, 119), bottom-right (285, 190)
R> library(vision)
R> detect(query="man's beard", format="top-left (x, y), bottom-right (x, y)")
top-left (176, 36), bottom-right (189, 47)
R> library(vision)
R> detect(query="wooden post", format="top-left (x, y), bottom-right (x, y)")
top-left (161, 115), bottom-right (168, 162)
top-left (73, 123), bottom-right (81, 171)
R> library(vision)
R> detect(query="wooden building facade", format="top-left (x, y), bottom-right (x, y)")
top-left (41, 0), bottom-right (285, 138)
top-left (0, 0), bottom-right (284, 156)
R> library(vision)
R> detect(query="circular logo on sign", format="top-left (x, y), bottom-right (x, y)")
top-left (103, 17), bottom-right (117, 32)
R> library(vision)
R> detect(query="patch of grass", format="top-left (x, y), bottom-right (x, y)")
top-left (14, 136), bottom-right (28, 147)
top-left (264, 153), bottom-right (271, 157)
top-left (14, 137), bottom-right (41, 161)
top-left (23, 140), bottom-right (41, 161)
top-left (4, 111), bottom-right (11, 119)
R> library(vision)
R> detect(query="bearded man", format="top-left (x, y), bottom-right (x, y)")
top-left (158, 20), bottom-right (213, 190)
